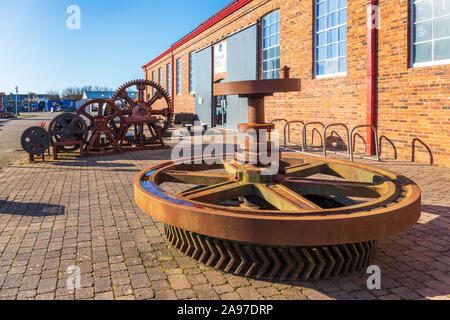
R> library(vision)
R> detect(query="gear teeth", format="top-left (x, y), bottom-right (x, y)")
top-left (164, 225), bottom-right (377, 281)
top-left (205, 237), bottom-right (219, 267)
top-left (244, 245), bottom-right (258, 277)
top-left (233, 243), bottom-right (248, 275)
top-left (214, 239), bottom-right (229, 270)
top-left (197, 234), bottom-right (210, 264)
top-left (311, 248), bottom-right (326, 280)
top-left (289, 248), bottom-right (305, 280)
top-left (255, 247), bottom-right (270, 279)
top-left (266, 248), bottom-right (281, 279)
top-left (330, 246), bottom-right (344, 277)
top-left (223, 242), bottom-right (238, 273)
top-left (183, 229), bottom-right (195, 257)
top-left (190, 231), bottom-right (201, 261)
top-left (300, 249), bottom-right (316, 280)
top-left (278, 248), bottom-right (294, 281)
top-left (321, 247), bottom-right (336, 279)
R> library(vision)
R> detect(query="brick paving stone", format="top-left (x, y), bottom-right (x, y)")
top-left (214, 284), bottom-right (234, 295)
top-left (193, 284), bottom-right (220, 300)
top-left (113, 284), bottom-right (134, 297)
top-left (151, 279), bottom-right (171, 292)
top-left (175, 289), bottom-right (196, 300)
top-left (220, 292), bottom-right (242, 300)
top-left (135, 288), bottom-right (155, 300)
top-left (20, 275), bottom-right (40, 291)
top-left (168, 274), bottom-right (191, 291)
top-left (95, 291), bottom-right (114, 300)
top-left (130, 273), bottom-right (151, 289)
top-left (156, 290), bottom-right (178, 300)
top-left (35, 293), bottom-right (55, 300)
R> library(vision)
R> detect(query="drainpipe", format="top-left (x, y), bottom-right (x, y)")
top-left (366, 0), bottom-right (378, 155)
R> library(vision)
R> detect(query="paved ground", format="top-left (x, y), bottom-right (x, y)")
top-left (0, 112), bottom-right (58, 167)
top-left (0, 145), bottom-right (449, 300)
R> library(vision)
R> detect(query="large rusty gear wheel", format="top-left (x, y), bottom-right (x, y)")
top-left (110, 79), bottom-right (173, 141)
top-left (135, 153), bottom-right (421, 280)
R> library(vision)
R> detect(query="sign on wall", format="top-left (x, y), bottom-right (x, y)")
top-left (214, 41), bottom-right (228, 76)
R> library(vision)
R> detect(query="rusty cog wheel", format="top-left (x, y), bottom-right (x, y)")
top-left (77, 99), bottom-right (124, 153)
top-left (110, 79), bottom-right (173, 141)
top-left (135, 153), bottom-right (421, 280)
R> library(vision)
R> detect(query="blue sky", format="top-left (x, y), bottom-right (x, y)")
top-left (0, 0), bottom-right (232, 95)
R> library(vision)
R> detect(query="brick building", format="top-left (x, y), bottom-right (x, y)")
top-left (142, 0), bottom-right (450, 167)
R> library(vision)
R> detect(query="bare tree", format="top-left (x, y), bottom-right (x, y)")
top-left (61, 86), bottom-right (112, 100)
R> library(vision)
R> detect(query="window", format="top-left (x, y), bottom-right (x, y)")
top-left (261, 10), bottom-right (281, 79)
top-left (189, 52), bottom-right (196, 93)
top-left (315, 0), bottom-right (347, 77)
top-left (152, 71), bottom-right (155, 95)
top-left (166, 63), bottom-right (171, 95)
top-left (412, 0), bottom-right (450, 66)
top-left (176, 58), bottom-right (182, 95)
top-left (158, 68), bottom-right (162, 87)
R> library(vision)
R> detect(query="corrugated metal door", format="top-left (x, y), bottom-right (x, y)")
top-left (225, 24), bottom-right (258, 130)
top-left (195, 47), bottom-right (212, 125)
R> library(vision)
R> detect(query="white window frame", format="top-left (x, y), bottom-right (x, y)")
top-left (411, 0), bottom-right (450, 68)
top-left (166, 63), bottom-right (171, 95)
top-left (152, 71), bottom-right (155, 95)
top-left (314, 0), bottom-right (348, 79)
top-left (261, 10), bottom-right (281, 80)
top-left (176, 58), bottom-right (182, 95)
top-left (158, 68), bottom-right (162, 86)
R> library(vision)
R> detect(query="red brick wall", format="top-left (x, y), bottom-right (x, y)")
top-left (143, 0), bottom-right (450, 167)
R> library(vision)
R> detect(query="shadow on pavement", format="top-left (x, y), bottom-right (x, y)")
top-left (0, 199), bottom-right (65, 217)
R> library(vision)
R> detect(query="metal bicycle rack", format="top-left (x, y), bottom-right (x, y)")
top-left (323, 123), bottom-right (351, 159)
top-left (412, 138), bottom-right (433, 166)
top-left (301, 122), bottom-right (325, 156)
top-left (270, 119), bottom-right (288, 142)
top-left (379, 135), bottom-right (397, 160)
top-left (350, 125), bottom-right (380, 162)
top-left (283, 120), bottom-right (305, 148)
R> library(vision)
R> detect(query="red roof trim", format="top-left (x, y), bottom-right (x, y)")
top-left (142, 0), bottom-right (253, 69)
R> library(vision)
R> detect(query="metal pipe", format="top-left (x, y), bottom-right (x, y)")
top-left (366, 0), bottom-right (378, 155)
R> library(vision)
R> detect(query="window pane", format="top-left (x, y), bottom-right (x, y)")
top-left (327, 12), bottom-right (337, 27)
top-left (327, 44), bottom-right (338, 58)
top-left (338, 57), bottom-right (347, 72)
top-left (434, 15), bottom-right (450, 38)
top-left (339, 25), bottom-right (346, 41)
top-left (338, 0), bottom-right (347, 8)
top-left (318, 46), bottom-right (327, 60)
top-left (328, 0), bottom-right (337, 12)
top-left (317, 17), bottom-right (327, 31)
top-left (339, 41), bottom-right (346, 56)
top-left (415, 21), bottom-right (433, 42)
top-left (338, 9), bottom-right (347, 24)
top-left (326, 59), bottom-right (337, 73)
top-left (434, 0), bottom-right (450, 17)
top-left (328, 28), bottom-right (338, 42)
top-left (317, 2), bottom-right (327, 16)
top-left (414, 0), bottom-right (432, 22)
top-left (317, 61), bottom-right (326, 75)
top-left (317, 31), bottom-right (327, 46)
top-left (434, 38), bottom-right (450, 60)
top-left (414, 42), bottom-right (432, 63)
